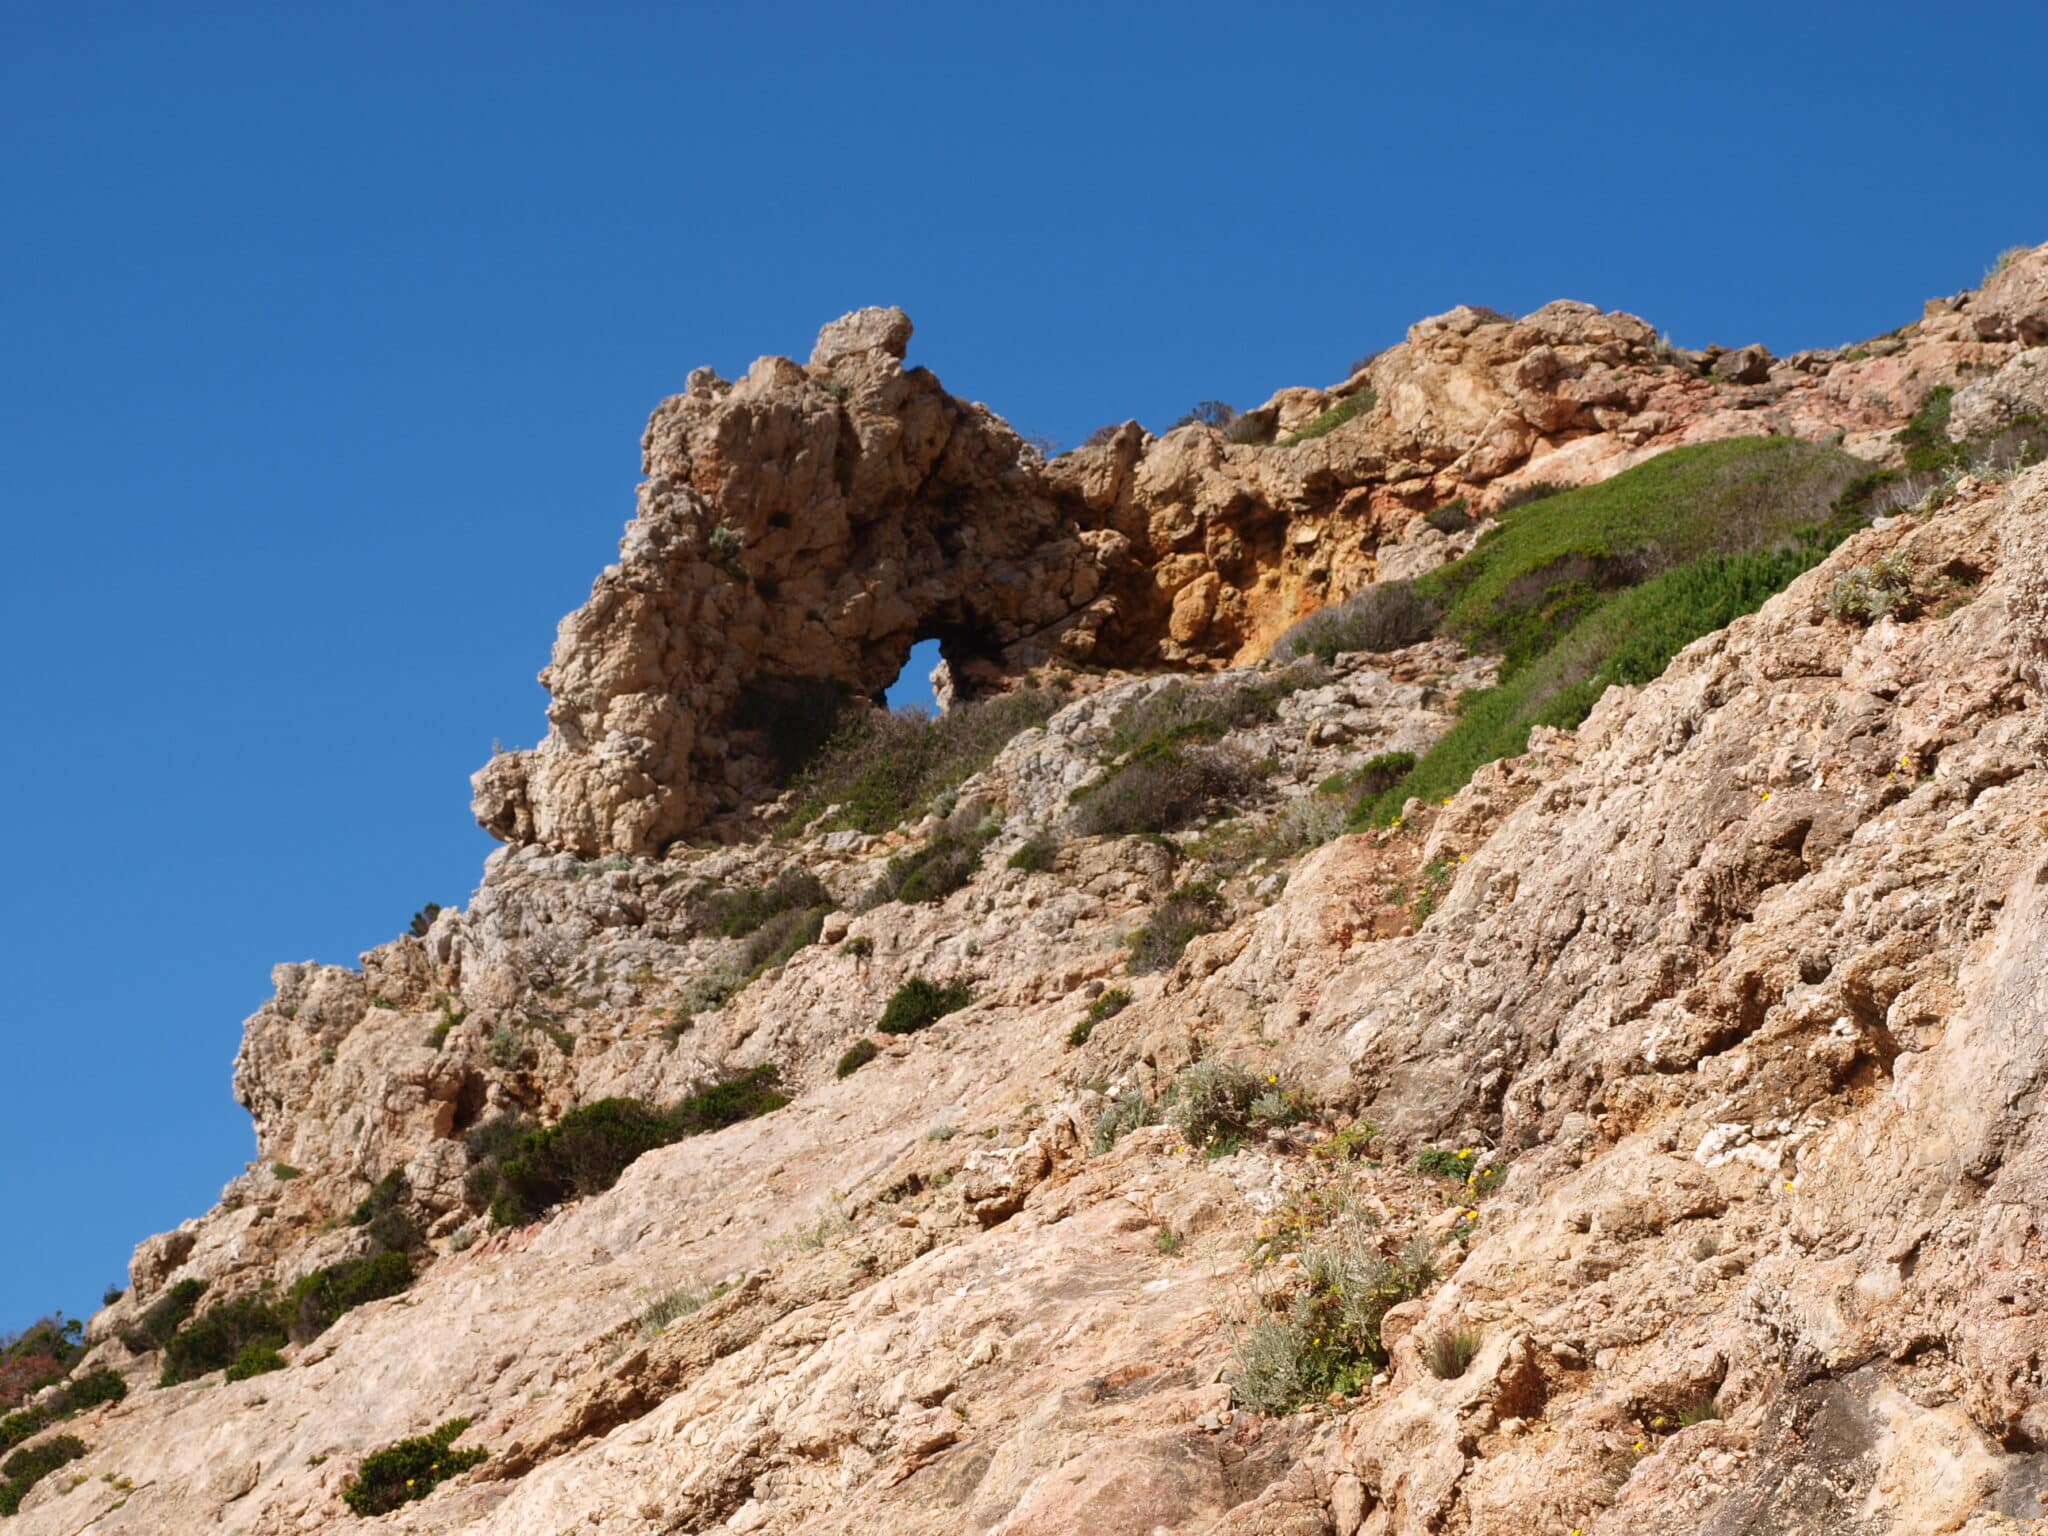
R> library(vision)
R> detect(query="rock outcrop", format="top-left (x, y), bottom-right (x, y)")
top-left (16, 245), bottom-right (2048, 1536)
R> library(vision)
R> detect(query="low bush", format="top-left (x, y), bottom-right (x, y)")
top-left (120, 1279), bottom-right (207, 1355)
top-left (0, 1433), bottom-right (87, 1516)
top-left (480, 1070), bottom-right (787, 1227)
top-left (1105, 675), bottom-right (1293, 758)
top-left (786, 687), bottom-right (1063, 835)
top-left (835, 1039), bottom-right (879, 1078)
top-left (1279, 389), bottom-right (1376, 445)
top-left (1092, 1090), bottom-right (1157, 1153)
top-left (1825, 552), bottom-right (1918, 624)
top-left (734, 902), bottom-right (827, 975)
top-left (863, 812), bottom-right (997, 908)
top-left (285, 1252), bottom-right (414, 1343)
top-left (1424, 1325), bottom-right (1482, 1380)
top-left (341, 1418), bottom-right (486, 1517)
top-left (407, 902), bottom-right (442, 938)
top-left (1007, 833), bottom-right (1059, 873)
top-left (1268, 581), bottom-right (1438, 664)
top-left (1231, 1234), bottom-right (1435, 1413)
top-left (1164, 1061), bottom-right (1305, 1152)
top-left (695, 868), bottom-right (829, 939)
top-left (1069, 746), bottom-right (1262, 839)
top-left (1127, 882), bottom-right (1227, 973)
top-left (0, 1368), bottom-right (125, 1453)
top-left (1424, 497), bottom-right (1474, 534)
top-left (349, 1170), bottom-right (419, 1255)
top-left (160, 1294), bottom-right (288, 1386)
top-left (1067, 986), bottom-right (1130, 1048)
top-left (0, 1319), bottom-right (81, 1414)
top-left (1171, 400), bottom-right (1236, 430)
top-left (1222, 413), bottom-right (1274, 445)
top-left (224, 1341), bottom-right (287, 1382)
top-left (876, 978), bottom-right (973, 1036)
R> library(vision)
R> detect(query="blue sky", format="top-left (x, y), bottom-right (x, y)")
top-left (2, 1), bottom-right (2043, 1331)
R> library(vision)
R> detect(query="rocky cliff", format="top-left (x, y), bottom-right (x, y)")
top-left (10, 247), bottom-right (2048, 1536)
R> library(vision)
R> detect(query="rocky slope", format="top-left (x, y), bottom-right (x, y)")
top-left (11, 247), bottom-right (2048, 1536)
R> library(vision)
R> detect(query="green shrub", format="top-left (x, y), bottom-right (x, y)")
top-left (1127, 883), bottom-right (1226, 973)
top-left (1279, 389), bottom-right (1376, 445)
top-left (1165, 1061), bottom-right (1305, 1151)
top-left (1268, 581), bottom-right (1438, 663)
top-left (224, 1341), bottom-right (288, 1382)
top-left (696, 868), bottom-right (829, 939)
top-left (1092, 1090), bottom-right (1157, 1153)
top-left (1896, 385), bottom-right (1961, 475)
top-left (1104, 676), bottom-right (1293, 758)
top-left (1412, 1147), bottom-right (1478, 1179)
top-left (786, 688), bottom-right (1063, 835)
top-left (1231, 1235), bottom-right (1435, 1413)
top-left (864, 814), bottom-right (997, 907)
top-left (843, 934), bottom-right (874, 959)
top-left (1424, 1325), bottom-right (1482, 1380)
top-left (483, 1071), bottom-right (787, 1227)
top-left (1171, 400), bottom-right (1236, 430)
top-left (876, 978), bottom-right (973, 1036)
top-left (119, 1279), bottom-right (207, 1354)
top-left (285, 1252), bottom-right (414, 1343)
top-left (349, 1171), bottom-right (419, 1254)
top-left (407, 902), bottom-right (442, 938)
top-left (0, 1368), bottom-right (126, 1454)
top-left (734, 902), bottom-right (827, 975)
top-left (1069, 746), bottom-right (1261, 839)
top-left (160, 1294), bottom-right (288, 1386)
top-left (836, 1039), bottom-right (880, 1078)
top-left (341, 1418), bottom-right (486, 1516)
top-left (1825, 552), bottom-right (1918, 624)
top-left (1424, 497), bottom-right (1474, 534)
top-left (1070, 986), bottom-right (1132, 1045)
top-left (0, 1434), bottom-right (87, 1516)
top-left (1007, 833), bottom-right (1059, 873)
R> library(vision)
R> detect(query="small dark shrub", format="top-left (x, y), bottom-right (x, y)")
top-left (485, 1072), bottom-right (787, 1227)
top-left (1347, 348), bottom-right (1383, 377)
top-left (1347, 751), bottom-right (1417, 806)
top-left (224, 1341), bottom-right (287, 1382)
top-left (1269, 580), bottom-right (1438, 663)
top-left (407, 902), bottom-right (442, 938)
top-left (1171, 400), bottom-right (1236, 430)
top-left (1411, 1147), bottom-right (1477, 1179)
top-left (1069, 746), bottom-right (1263, 839)
top-left (1127, 883), bottom-right (1227, 973)
top-left (349, 1171), bottom-right (419, 1254)
top-left (876, 977), bottom-right (973, 1036)
top-left (120, 1278), bottom-right (207, 1354)
top-left (1067, 1017), bottom-right (1095, 1047)
top-left (285, 1252), bottom-right (415, 1343)
top-left (0, 1368), bottom-right (126, 1453)
top-left (99, 1285), bottom-right (124, 1308)
top-left (1082, 424), bottom-right (1122, 449)
top-left (843, 935), bottom-right (874, 959)
top-left (341, 1418), bottom-right (486, 1516)
top-left (1007, 833), bottom-right (1059, 873)
top-left (1424, 1325), bottom-right (1482, 1380)
top-left (836, 1039), bottom-right (880, 1077)
top-left (1231, 1237), bottom-right (1435, 1412)
top-left (1068, 985), bottom-right (1129, 1047)
top-left (696, 868), bottom-right (829, 939)
top-left (1092, 1090), bottom-right (1157, 1153)
top-left (734, 902), bottom-right (827, 976)
top-left (865, 814), bottom-right (996, 907)
top-left (1424, 498), bottom-right (1474, 534)
top-left (160, 1294), bottom-right (288, 1386)
top-left (0, 1433), bottom-right (87, 1516)
top-left (1223, 413), bottom-right (1274, 445)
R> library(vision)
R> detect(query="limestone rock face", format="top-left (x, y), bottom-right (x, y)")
top-left (29, 252), bottom-right (2048, 1536)
top-left (472, 259), bottom-right (2040, 856)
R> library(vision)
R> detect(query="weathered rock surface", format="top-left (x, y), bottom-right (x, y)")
top-left (20, 249), bottom-right (2048, 1536)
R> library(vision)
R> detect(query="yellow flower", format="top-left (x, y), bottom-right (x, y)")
top-left (1633, 1439), bottom-right (1645, 1453)
top-left (1759, 790), bottom-right (1772, 801)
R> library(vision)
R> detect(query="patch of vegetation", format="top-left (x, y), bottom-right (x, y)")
top-left (341, 1418), bottom-right (486, 1517)
top-left (876, 977), bottom-right (973, 1036)
top-left (836, 1038), bottom-right (879, 1078)
top-left (843, 934), bottom-right (874, 959)
top-left (635, 1282), bottom-right (724, 1341)
top-left (119, 1280), bottom-right (207, 1355)
top-left (1279, 389), bottom-right (1376, 445)
top-left (407, 902), bottom-right (442, 938)
top-left (1896, 386), bottom-right (1960, 475)
top-left (1164, 1061), bottom-right (1305, 1152)
top-left (1091, 1090), bottom-right (1158, 1153)
top-left (1353, 538), bottom-right (1846, 825)
top-left (0, 1319), bottom-right (83, 1414)
top-left (1069, 746), bottom-right (1262, 839)
top-left (477, 1071), bottom-right (788, 1227)
top-left (1007, 833), bottom-right (1059, 873)
top-left (1171, 400), bottom-right (1236, 431)
top-left (1127, 882), bottom-right (1227, 973)
top-left (0, 1433), bottom-right (87, 1516)
top-left (1104, 674), bottom-right (1302, 758)
top-left (1222, 413), bottom-right (1273, 445)
top-left (1415, 437), bottom-right (1860, 675)
top-left (863, 811), bottom-right (998, 907)
top-left (1269, 580), bottom-right (1438, 664)
top-left (1493, 479), bottom-right (1568, 514)
top-left (285, 1252), bottom-right (414, 1343)
top-left (1067, 985), bottom-right (1132, 1047)
top-left (1315, 1121), bottom-right (1380, 1162)
top-left (1424, 1324), bottom-right (1482, 1380)
top-left (785, 687), bottom-right (1063, 835)
top-left (1825, 551), bottom-right (1919, 624)
top-left (1232, 1234), bottom-right (1436, 1413)
top-left (1154, 1228), bottom-right (1184, 1255)
top-left (1424, 497), bottom-right (1474, 534)
top-left (225, 1341), bottom-right (287, 1382)
top-left (0, 1368), bottom-right (125, 1455)
top-left (160, 1294), bottom-right (289, 1387)
top-left (350, 1170), bottom-right (419, 1255)
top-left (695, 868), bottom-right (829, 939)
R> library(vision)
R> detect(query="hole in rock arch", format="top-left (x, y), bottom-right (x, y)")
top-left (884, 638), bottom-right (945, 713)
